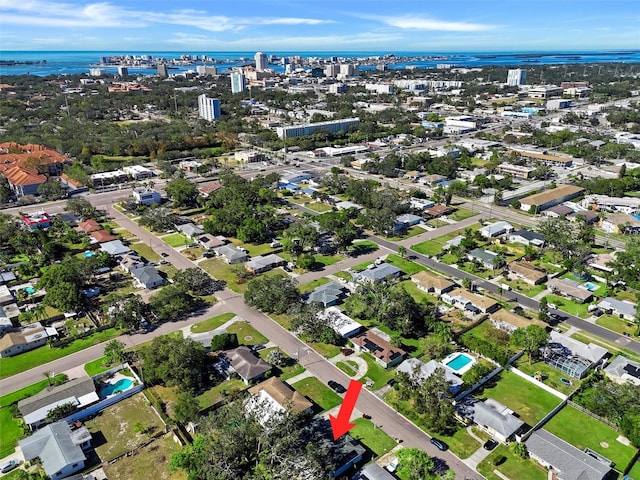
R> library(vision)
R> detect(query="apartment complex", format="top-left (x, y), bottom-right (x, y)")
top-left (275, 118), bottom-right (360, 139)
top-left (197, 94), bottom-right (220, 121)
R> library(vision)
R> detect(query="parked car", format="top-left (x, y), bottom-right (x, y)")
top-left (386, 458), bottom-right (399, 473)
top-left (386, 378), bottom-right (396, 387)
top-left (328, 380), bottom-right (346, 393)
top-left (161, 252), bottom-right (169, 257)
top-left (430, 438), bottom-right (448, 451)
top-left (1, 460), bottom-right (19, 473)
top-left (483, 439), bottom-right (498, 451)
top-left (341, 348), bottom-right (354, 356)
top-left (202, 252), bottom-right (214, 258)
top-left (252, 344), bottom-right (266, 352)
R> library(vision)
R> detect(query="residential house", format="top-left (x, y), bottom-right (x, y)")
top-left (567, 210), bottom-right (598, 224)
top-left (360, 463), bottom-right (396, 480)
top-left (22, 212), bottom-right (52, 230)
top-left (354, 263), bottom-right (402, 284)
top-left (604, 355), bottom-right (640, 386)
top-left (508, 261), bottom-right (548, 285)
top-left (519, 185), bottom-right (584, 214)
top-left (4, 166), bottom-right (47, 197)
top-left (306, 281), bottom-right (348, 307)
top-left (119, 253), bottom-right (144, 272)
top-left (421, 174), bottom-right (448, 186)
top-left (129, 265), bottom-right (165, 289)
top-left (132, 187), bottom-right (161, 205)
top-left (441, 288), bottom-right (500, 315)
top-left (508, 229), bottom-right (546, 247)
top-left (247, 377), bottom-right (313, 423)
top-left (77, 219), bottom-right (101, 234)
top-left (0, 322), bottom-right (58, 358)
top-left (490, 309), bottom-right (547, 335)
top-left (425, 204), bottom-right (454, 218)
top-left (316, 307), bottom-right (362, 338)
top-left (176, 222), bottom-right (205, 238)
top-left (411, 271), bottom-right (456, 295)
top-left (0, 306), bottom-right (16, 335)
top-left (443, 234), bottom-right (465, 251)
top-left (409, 197), bottom-right (435, 211)
top-left (197, 234), bottom-right (225, 250)
top-left (543, 331), bottom-right (608, 379)
top-left (547, 278), bottom-right (593, 303)
top-left (18, 377), bottom-right (99, 430)
top-left (335, 201), bottom-right (363, 211)
top-left (351, 330), bottom-right (406, 368)
top-left (544, 204), bottom-right (574, 218)
top-left (198, 181), bottom-right (222, 198)
top-left (526, 429), bottom-right (611, 480)
top-left (479, 221), bottom-right (514, 238)
top-left (391, 213), bottom-right (423, 232)
top-left (457, 397), bottom-right (525, 443)
top-left (587, 253), bottom-right (616, 273)
top-left (596, 297), bottom-right (637, 322)
top-left (226, 346), bottom-right (271, 384)
top-left (0, 285), bottom-right (14, 305)
top-left (244, 254), bottom-right (286, 274)
top-left (214, 245), bottom-right (249, 264)
top-left (467, 248), bottom-right (502, 269)
top-left (396, 358), bottom-right (463, 393)
top-left (20, 421), bottom-right (92, 480)
top-left (601, 213), bottom-right (640, 235)
top-left (581, 194), bottom-right (640, 215)
top-left (100, 240), bottom-right (131, 256)
top-left (90, 230), bottom-right (117, 243)
top-left (0, 271), bottom-right (17, 285)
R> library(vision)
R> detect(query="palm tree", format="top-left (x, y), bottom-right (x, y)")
top-left (32, 304), bottom-right (47, 323)
top-left (43, 370), bottom-right (52, 386)
top-left (397, 246), bottom-right (407, 259)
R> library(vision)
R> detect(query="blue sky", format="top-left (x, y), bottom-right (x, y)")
top-left (0, 0), bottom-right (638, 51)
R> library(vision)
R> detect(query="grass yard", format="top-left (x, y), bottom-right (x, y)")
top-left (199, 258), bottom-right (247, 293)
top-left (401, 280), bottom-right (438, 305)
top-left (358, 352), bottom-right (395, 390)
top-left (350, 418), bottom-right (397, 457)
top-left (291, 377), bottom-right (342, 413)
top-left (269, 312), bottom-right (293, 329)
top-left (0, 408), bottom-right (24, 458)
top-left (190, 313), bottom-right (237, 333)
top-left (427, 425), bottom-right (481, 460)
top-left (258, 347), bottom-right (305, 381)
top-left (476, 370), bottom-right (562, 426)
top-left (314, 253), bottom-right (344, 267)
top-left (514, 355), bottom-right (581, 396)
top-left (197, 379), bottom-right (247, 410)
top-left (545, 406), bottom-right (638, 472)
top-left (84, 356), bottom-right (113, 376)
top-left (411, 239), bottom-right (446, 257)
top-left (334, 271), bottom-right (353, 282)
top-left (0, 375), bottom-right (66, 408)
top-left (226, 322), bottom-right (268, 346)
top-left (103, 433), bottom-right (187, 480)
top-left (0, 328), bottom-right (124, 379)
top-left (383, 225), bottom-right (425, 241)
top-left (544, 294), bottom-right (592, 318)
top-left (129, 242), bottom-right (161, 262)
top-left (477, 444), bottom-right (548, 480)
top-left (596, 314), bottom-right (637, 337)
top-left (85, 393), bottom-right (165, 462)
top-left (448, 207), bottom-right (477, 221)
top-left (308, 341), bottom-right (342, 359)
top-left (337, 361), bottom-right (358, 376)
top-left (385, 254), bottom-right (426, 276)
top-left (162, 233), bottom-right (189, 248)
top-left (298, 277), bottom-right (331, 294)
top-left (304, 202), bottom-right (334, 213)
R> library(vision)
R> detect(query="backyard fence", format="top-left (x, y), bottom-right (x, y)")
top-left (566, 400), bottom-right (618, 431)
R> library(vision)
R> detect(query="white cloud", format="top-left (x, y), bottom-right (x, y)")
top-left (363, 14), bottom-right (494, 32)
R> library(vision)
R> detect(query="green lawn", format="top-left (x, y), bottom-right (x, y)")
top-left (129, 242), bottom-right (161, 262)
top-left (190, 313), bottom-right (237, 333)
top-left (411, 240), bottom-right (446, 256)
top-left (334, 271), bottom-right (352, 282)
top-left (197, 379), bottom-right (247, 410)
top-left (291, 377), bottom-right (342, 413)
top-left (501, 278), bottom-right (547, 298)
top-left (477, 445), bottom-right (548, 480)
top-left (350, 418), bottom-right (397, 457)
top-left (383, 225), bottom-right (426, 241)
top-left (304, 202), bottom-right (334, 213)
top-left (226, 322), bottom-right (268, 346)
top-left (401, 280), bottom-right (438, 305)
top-left (199, 258), bottom-right (247, 293)
top-left (84, 356), bottom-right (113, 376)
top-left (544, 294), bottom-right (591, 318)
top-left (545, 406), bottom-right (638, 472)
top-left (0, 408), bottom-right (24, 458)
top-left (162, 233), bottom-right (189, 248)
top-left (427, 425), bottom-right (482, 460)
top-left (0, 376), bottom-right (66, 408)
top-left (0, 328), bottom-right (124, 379)
top-left (314, 253), bottom-right (344, 267)
top-left (308, 341), bottom-right (342, 359)
top-left (596, 314), bottom-right (637, 337)
top-left (358, 352), bottom-right (395, 389)
top-left (258, 347), bottom-right (305, 381)
top-left (514, 354), bottom-right (581, 396)
top-left (337, 361), bottom-right (358, 376)
top-left (385, 254), bottom-right (426, 276)
top-left (476, 370), bottom-right (562, 426)
top-left (298, 277), bottom-right (331, 294)
top-left (448, 207), bottom-right (476, 221)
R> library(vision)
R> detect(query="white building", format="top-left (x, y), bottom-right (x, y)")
top-left (506, 68), bottom-right (527, 86)
top-left (275, 118), bottom-right (359, 139)
top-left (198, 94), bottom-right (220, 121)
top-left (132, 187), bottom-right (161, 205)
top-left (196, 65), bottom-right (217, 76)
top-left (254, 51), bottom-right (268, 71)
top-left (365, 84), bottom-right (394, 94)
top-left (230, 72), bottom-right (246, 94)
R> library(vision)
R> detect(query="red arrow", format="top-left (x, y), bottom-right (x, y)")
top-left (329, 379), bottom-right (363, 440)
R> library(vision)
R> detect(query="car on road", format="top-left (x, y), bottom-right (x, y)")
top-left (1, 459), bottom-right (19, 473)
top-left (328, 380), bottom-right (346, 394)
top-left (549, 312), bottom-right (565, 320)
top-left (430, 438), bottom-right (448, 451)
top-left (161, 252), bottom-right (169, 257)
top-left (341, 348), bottom-right (354, 356)
top-left (483, 439), bottom-right (498, 451)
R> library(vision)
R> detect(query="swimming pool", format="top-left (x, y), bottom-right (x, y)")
top-left (83, 251), bottom-right (95, 258)
top-left (443, 352), bottom-right (476, 375)
top-left (25, 286), bottom-right (36, 295)
top-left (100, 378), bottom-right (134, 397)
top-left (584, 282), bottom-right (598, 292)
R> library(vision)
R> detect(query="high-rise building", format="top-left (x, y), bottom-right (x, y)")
top-left (117, 66), bottom-right (129, 76)
top-left (230, 72), bottom-right (246, 94)
top-left (196, 65), bottom-right (218, 76)
top-left (254, 51), bottom-right (268, 71)
top-left (198, 94), bottom-right (220, 121)
top-left (157, 64), bottom-right (168, 78)
top-left (507, 69), bottom-right (527, 86)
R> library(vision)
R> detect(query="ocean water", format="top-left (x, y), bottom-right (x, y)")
top-left (1, 50), bottom-right (639, 77)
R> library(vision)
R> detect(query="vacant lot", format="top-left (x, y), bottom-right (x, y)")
top-left (85, 393), bottom-right (165, 462)
top-left (291, 377), bottom-right (342, 413)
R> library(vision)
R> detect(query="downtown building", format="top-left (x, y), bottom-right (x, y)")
top-left (230, 72), bottom-right (247, 93)
top-left (197, 94), bottom-right (220, 121)
top-left (507, 68), bottom-right (527, 86)
top-left (254, 51), bottom-right (268, 71)
top-left (275, 118), bottom-right (360, 139)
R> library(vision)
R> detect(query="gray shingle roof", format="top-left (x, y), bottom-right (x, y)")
top-left (130, 265), bottom-right (164, 287)
top-left (244, 254), bottom-right (285, 272)
top-left (356, 263), bottom-right (402, 283)
top-left (227, 346), bottom-right (271, 381)
top-left (20, 421), bottom-right (89, 477)
top-left (597, 297), bottom-right (637, 319)
top-left (361, 463), bottom-right (396, 480)
top-left (458, 397), bottom-right (524, 439)
top-left (307, 281), bottom-right (346, 306)
top-left (100, 240), bottom-right (131, 255)
top-left (18, 377), bottom-right (97, 417)
top-left (397, 358), bottom-right (463, 389)
top-left (526, 429), bottom-right (610, 480)
top-left (604, 355), bottom-right (640, 382)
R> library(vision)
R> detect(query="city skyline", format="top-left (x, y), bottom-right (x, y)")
top-left (0, 0), bottom-right (639, 52)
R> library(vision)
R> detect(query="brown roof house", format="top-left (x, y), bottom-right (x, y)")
top-left (226, 346), bottom-right (271, 384)
top-left (351, 330), bottom-right (406, 368)
top-left (508, 261), bottom-right (548, 285)
top-left (247, 377), bottom-right (313, 423)
top-left (547, 278), bottom-right (593, 303)
top-left (411, 271), bottom-right (456, 295)
top-left (489, 309), bottom-right (547, 335)
top-left (78, 219), bottom-right (101, 233)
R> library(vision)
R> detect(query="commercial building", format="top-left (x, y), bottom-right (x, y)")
top-left (196, 65), bottom-right (217, 76)
top-left (519, 184), bottom-right (584, 213)
top-left (496, 163), bottom-right (536, 179)
top-left (581, 194), bottom-right (640, 215)
top-left (506, 68), bottom-right (527, 86)
top-left (230, 72), bottom-right (247, 93)
top-left (275, 118), bottom-right (359, 139)
top-left (197, 94), bottom-right (220, 121)
top-left (527, 85), bottom-right (563, 99)
top-left (254, 51), bottom-right (268, 71)
top-left (132, 187), bottom-right (161, 205)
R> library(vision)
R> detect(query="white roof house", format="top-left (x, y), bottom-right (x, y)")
top-left (479, 221), bottom-right (514, 238)
top-left (316, 306), bottom-right (362, 337)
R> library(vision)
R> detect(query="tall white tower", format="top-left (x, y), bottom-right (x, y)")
top-left (507, 69), bottom-right (527, 86)
top-left (254, 51), bottom-right (268, 71)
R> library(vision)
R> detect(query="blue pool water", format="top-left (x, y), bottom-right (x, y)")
top-left (25, 286), bottom-right (36, 295)
top-left (100, 378), bottom-right (133, 397)
top-left (83, 251), bottom-right (95, 258)
top-left (445, 353), bottom-right (473, 372)
top-left (584, 282), bottom-right (598, 292)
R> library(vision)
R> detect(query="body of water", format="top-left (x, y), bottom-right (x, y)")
top-left (1, 50), bottom-right (639, 77)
